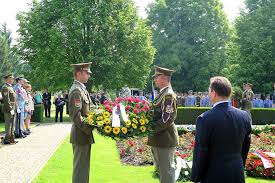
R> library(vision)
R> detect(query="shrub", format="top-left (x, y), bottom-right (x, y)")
top-left (175, 107), bottom-right (275, 125)
top-left (31, 104), bottom-right (44, 122)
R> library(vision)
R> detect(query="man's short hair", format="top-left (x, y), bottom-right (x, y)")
top-left (210, 76), bottom-right (232, 97)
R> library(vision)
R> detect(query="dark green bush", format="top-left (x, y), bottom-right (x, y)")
top-left (31, 104), bottom-right (44, 122)
top-left (175, 107), bottom-right (275, 125)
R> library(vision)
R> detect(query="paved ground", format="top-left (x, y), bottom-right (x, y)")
top-left (0, 123), bottom-right (71, 183)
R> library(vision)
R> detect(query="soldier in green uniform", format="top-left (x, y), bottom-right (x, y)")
top-left (1, 74), bottom-right (17, 144)
top-left (68, 62), bottom-right (95, 183)
top-left (148, 66), bottom-right (179, 183)
top-left (241, 83), bottom-right (254, 123)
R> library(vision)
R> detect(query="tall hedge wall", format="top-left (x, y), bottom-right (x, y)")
top-left (175, 107), bottom-right (275, 125)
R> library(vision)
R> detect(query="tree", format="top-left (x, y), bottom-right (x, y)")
top-left (233, 0), bottom-right (275, 93)
top-left (0, 24), bottom-right (23, 83)
top-left (147, 0), bottom-right (230, 92)
top-left (17, 0), bottom-right (155, 91)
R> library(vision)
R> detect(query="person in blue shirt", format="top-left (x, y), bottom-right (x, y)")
top-left (185, 90), bottom-right (196, 107)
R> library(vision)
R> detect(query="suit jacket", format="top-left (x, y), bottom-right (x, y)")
top-left (69, 80), bottom-right (94, 145)
top-left (42, 92), bottom-right (52, 106)
top-left (147, 86), bottom-right (179, 148)
top-left (191, 102), bottom-right (251, 183)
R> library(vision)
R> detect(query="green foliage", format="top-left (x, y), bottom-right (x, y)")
top-left (31, 104), bottom-right (44, 122)
top-left (17, 0), bottom-right (155, 91)
top-left (147, 0), bottom-right (230, 91)
top-left (231, 0), bottom-right (275, 93)
top-left (175, 107), bottom-right (275, 125)
top-left (0, 24), bottom-right (24, 82)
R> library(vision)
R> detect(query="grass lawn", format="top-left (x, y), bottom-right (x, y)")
top-left (33, 133), bottom-right (275, 183)
top-left (0, 123), bottom-right (36, 133)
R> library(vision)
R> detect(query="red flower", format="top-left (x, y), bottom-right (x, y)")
top-left (136, 104), bottom-right (141, 109)
top-left (115, 97), bottom-right (124, 103)
top-left (180, 153), bottom-right (189, 159)
top-left (126, 97), bottom-right (132, 103)
top-left (175, 151), bottom-right (181, 156)
top-left (136, 148), bottom-right (143, 153)
top-left (134, 98), bottom-right (140, 103)
top-left (133, 108), bottom-right (139, 114)
top-left (128, 140), bottom-right (135, 147)
top-left (144, 105), bottom-right (150, 111)
top-left (141, 100), bottom-right (146, 104)
top-left (103, 100), bottom-right (109, 105)
top-left (140, 108), bottom-right (145, 113)
top-left (104, 104), bottom-right (111, 109)
top-left (125, 105), bottom-right (132, 111)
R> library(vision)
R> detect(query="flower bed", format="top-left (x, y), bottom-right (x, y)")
top-left (116, 125), bottom-right (275, 180)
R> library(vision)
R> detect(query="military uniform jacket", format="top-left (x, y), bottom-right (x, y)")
top-left (242, 89), bottom-right (254, 109)
top-left (148, 86), bottom-right (179, 148)
top-left (69, 80), bottom-right (94, 145)
top-left (1, 83), bottom-right (16, 113)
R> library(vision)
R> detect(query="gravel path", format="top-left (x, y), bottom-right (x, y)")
top-left (0, 123), bottom-right (71, 183)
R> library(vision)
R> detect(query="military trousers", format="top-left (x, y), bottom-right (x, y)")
top-left (152, 146), bottom-right (176, 183)
top-left (4, 112), bottom-right (15, 142)
top-left (72, 144), bottom-right (91, 183)
top-left (243, 109), bottom-right (252, 126)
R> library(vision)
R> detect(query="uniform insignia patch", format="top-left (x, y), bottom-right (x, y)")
top-left (165, 105), bottom-right (174, 113)
top-left (3, 92), bottom-right (8, 96)
top-left (74, 99), bottom-right (81, 107)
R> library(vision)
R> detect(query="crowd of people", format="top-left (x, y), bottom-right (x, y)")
top-left (0, 74), bottom-right (34, 144)
top-left (175, 86), bottom-right (275, 109)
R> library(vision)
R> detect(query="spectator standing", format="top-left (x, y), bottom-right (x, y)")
top-left (54, 94), bottom-right (65, 122)
top-left (42, 89), bottom-right (52, 118)
top-left (25, 84), bottom-right (34, 132)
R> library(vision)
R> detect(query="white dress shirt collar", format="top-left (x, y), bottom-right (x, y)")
top-left (213, 100), bottom-right (229, 108)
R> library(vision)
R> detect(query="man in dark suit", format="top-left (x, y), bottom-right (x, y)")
top-left (42, 89), bottom-right (51, 117)
top-left (191, 76), bottom-right (251, 183)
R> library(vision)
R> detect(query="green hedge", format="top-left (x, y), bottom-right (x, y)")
top-left (0, 103), bottom-right (44, 123)
top-left (175, 107), bottom-right (275, 125)
top-left (31, 104), bottom-right (44, 122)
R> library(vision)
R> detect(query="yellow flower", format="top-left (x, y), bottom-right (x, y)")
top-left (88, 120), bottom-right (94, 125)
top-left (104, 126), bottom-right (112, 134)
top-left (97, 121), bottom-right (104, 127)
top-left (145, 119), bottom-right (149, 124)
top-left (121, 127), bottom-right (127, 134)
top-left (140, 126), bottom-right (146, 133)
top-left (139, 119), bottom-right (145, 125)
top-left (97, 116), bottom-right (103, 121)
top-left (103, 111), bottom-right (110, 118)
top-left (132, 118), bottom-right (138, 124)
top-left (104, 118), bottom-right (111, 124)
top-left (126, 121), bottom-right (131, 126)
top-left (132, 123), bottom-right (137, 129)
top-left (113, 127), bottom-right (120, 135)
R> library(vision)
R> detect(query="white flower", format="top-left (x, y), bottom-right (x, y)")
top-left (187, 161), bottom-right (193, 168)
top-left (184, 171), bottom-right (189, 176)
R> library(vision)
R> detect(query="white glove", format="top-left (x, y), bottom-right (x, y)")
top-left (10, 110), bottom-right (15, 116)
top-left (17, 107), bottom-right (21, 113)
